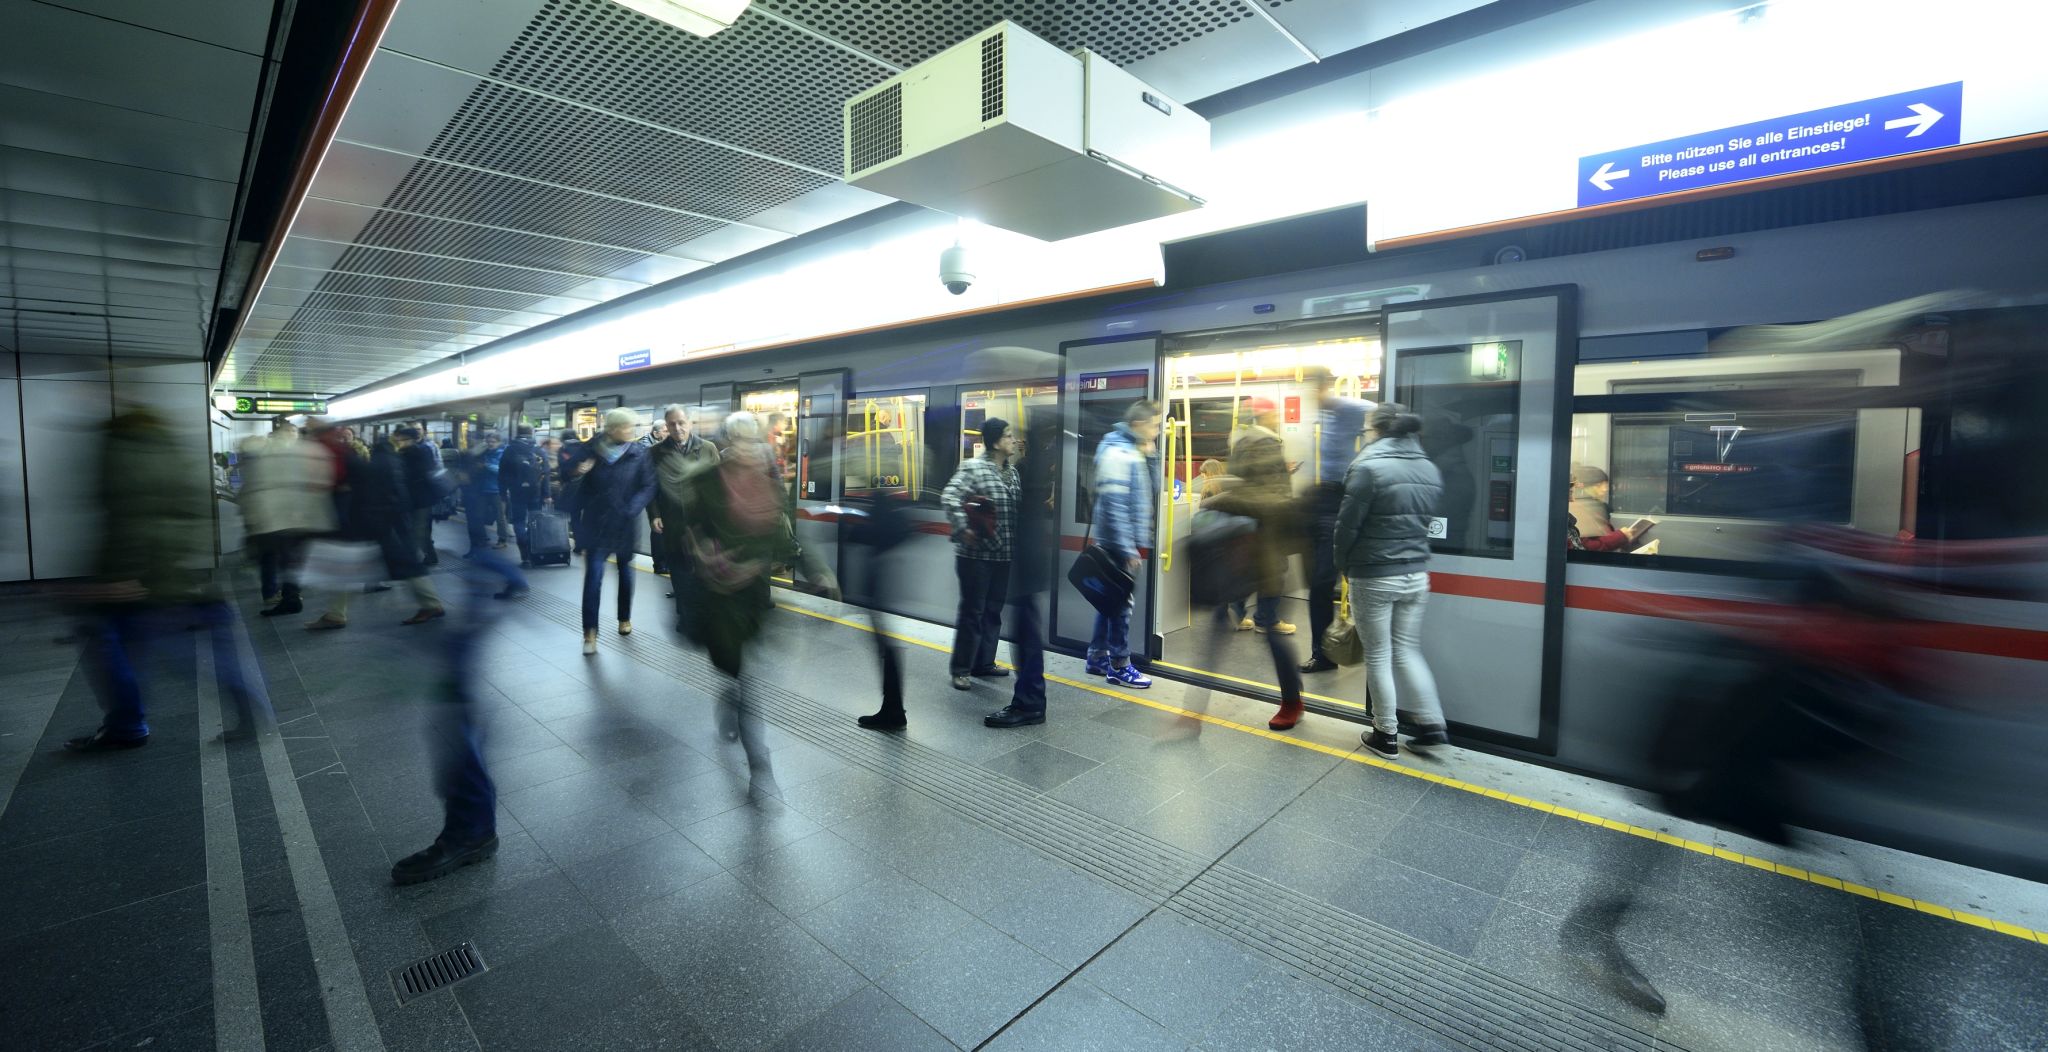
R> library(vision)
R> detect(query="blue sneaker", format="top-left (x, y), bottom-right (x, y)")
top-left (1106, 664), bottom-right (1152, 689)
top-left (1085, 656), bottom-right (1111, 677)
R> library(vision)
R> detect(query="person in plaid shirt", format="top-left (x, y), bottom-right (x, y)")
top-left (941, 417), bottom-right (1021, 690)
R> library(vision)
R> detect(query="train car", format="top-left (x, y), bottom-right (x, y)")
top-left (363, 195), bottom-right (2048, 876)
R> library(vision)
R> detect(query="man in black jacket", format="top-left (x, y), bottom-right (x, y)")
top-left (499, 426), bottom-right (543, 567)
top-left (396, 426), bottom-right (443, 566)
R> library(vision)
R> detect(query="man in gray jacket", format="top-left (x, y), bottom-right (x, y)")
top-left (1333, 402), bottom-right (1448, 758)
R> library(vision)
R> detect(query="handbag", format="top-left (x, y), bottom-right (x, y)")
top-left (1066, 525), bottom-right (1135, 616)
top-left (299, 538), bottom-right (383, 589)
top-left (1322, 613), bottom-right (1364, 666)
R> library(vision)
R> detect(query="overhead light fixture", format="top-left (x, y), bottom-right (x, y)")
top-left (606, 0), bottom-right (750, 37)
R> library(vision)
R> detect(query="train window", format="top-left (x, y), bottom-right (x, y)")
top-left (1073, 371), bottom-right (1154, 524)
top-left (1570, 344), bottom-right (1916, 561)
top-left (960, 382), bottom-right (1057, 462)
top-left (1392, 342), bottom-right (1522, 558)
top-left (845, 389), bottom-right (929, 503)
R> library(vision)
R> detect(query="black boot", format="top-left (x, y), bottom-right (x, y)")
top-left (391, 834), bottom-right (498, 886)
top-left (261, 583), bottom-right (303, 617)
top-left (857, 707), bottom-right (906, 731)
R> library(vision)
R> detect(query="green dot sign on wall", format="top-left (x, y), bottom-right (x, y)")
top-left (234, 397), bottom-right (254, 413)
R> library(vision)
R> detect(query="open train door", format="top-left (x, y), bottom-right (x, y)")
top-left (1382, 288), bottom-right (1575, 753)
top-left (1053, 334), bottom-right (1161, 655)
top-left (793, 369), bottom-right (848, 583)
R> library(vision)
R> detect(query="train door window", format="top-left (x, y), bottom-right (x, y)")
top-left (568, 405), bottom-right (601, 441)
top-left (1072, 371), bottom-right (1153, 523)
top-left (844, 389), bottom-right (928, 502)
top-left (1392, 342), bottom-right (1521, 558)
top-left (1160, 333), bottom-right (1382, 500)
top-left (739, 383), bottom-right (799, 495)
top-left (960, 382), bottom-right (1057, 461)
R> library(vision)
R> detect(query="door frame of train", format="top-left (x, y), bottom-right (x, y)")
top-left (1056, 329), bottom-right (1171, 654)
top-left (699, 382), bottom-right (735, 414)
top-left (1381, 284), bottom-right (1577, 756)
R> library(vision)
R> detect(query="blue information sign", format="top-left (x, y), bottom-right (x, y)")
top-left (618, 348), bottom-right (651, 370)
top-left (1577, 82), bottom-right (1963, 208)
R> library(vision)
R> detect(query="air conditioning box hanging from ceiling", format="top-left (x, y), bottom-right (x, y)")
top-left (842, 21), bottom-right (1209, 242)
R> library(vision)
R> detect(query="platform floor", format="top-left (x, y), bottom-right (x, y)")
top-left (2, 522), bottom-right (2045, 1051)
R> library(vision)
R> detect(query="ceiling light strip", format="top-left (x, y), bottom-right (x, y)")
top-left (332, 138), bottom-right (799, 237)
top-left (303, 196), bottom-right (716, 264)
top-left (289, 234), bottom-right (637, 283)
top-left (268, 262), bottom-right (613, 301)
top-left (1234, 0), bottom-right (1320, 63)
top-left (747, 6), bottom-right (903, 73)
top-left (378, 47), bottom-right (839, 180)
top-left (239, 336), bottom-right (486, 354)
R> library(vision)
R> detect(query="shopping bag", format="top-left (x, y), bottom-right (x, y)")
top-left (299, 539), bottom-right (383, 589)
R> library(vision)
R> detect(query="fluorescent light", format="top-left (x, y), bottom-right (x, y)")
top-left (606, 0), bottom-right (750, 37)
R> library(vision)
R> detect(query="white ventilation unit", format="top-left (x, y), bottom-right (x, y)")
top-left (843, 22), bottom-right (1208, 241)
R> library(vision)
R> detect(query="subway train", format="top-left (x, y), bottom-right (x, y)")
top-left (358, 197), bottom-right (2048, 879)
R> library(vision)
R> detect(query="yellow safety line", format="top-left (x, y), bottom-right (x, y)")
top-left (774, 599), bottom-right (2048, 946)
top-left (1151, 659), bottom-right (1367, 710)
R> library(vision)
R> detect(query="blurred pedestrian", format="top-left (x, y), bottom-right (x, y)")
top-left (1229, 398), bottom-right (1298, 636)
top-left (985, 408), bottom-right (1057, 728)
top-left (1087, 401), bottom-right (1160, 688)
top-left (640, 419), bottom-right (670, 574)
top-left (242, 415), bottom-right (335, 617)
top-left (389, 545), bottom-right (527, 885)
top-left (1202, 406), bottom-right (1309, 729)
top-left (572, 408), bottom-right (655, 654)
top-left (1303, 371), bottom-right (1368, 672)
top-left (940, 417), bottom-right (1019, 691)
top-left (680, 411), bottom-right (786, 789)
top-left (1334, 403), bottom-right (1447, 758)
top-left (305, 428), bottom-right (443, 629)
top-left (67, 408), bottom-right (255, 750)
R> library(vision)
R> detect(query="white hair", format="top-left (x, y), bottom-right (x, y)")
top-left (722, 410), bottom-right (764, 443)
top-left (602, 406), bottom-right (640, 430)
top-left (660, 403), bottom-right (689, 420)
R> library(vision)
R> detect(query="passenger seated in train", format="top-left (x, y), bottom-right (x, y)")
top-left (1567, 464), bottom-right (1652, 552)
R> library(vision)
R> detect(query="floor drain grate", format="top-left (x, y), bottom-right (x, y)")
top-left (392, 942), bottom-right (486, 1003)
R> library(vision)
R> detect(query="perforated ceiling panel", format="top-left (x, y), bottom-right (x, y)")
top-left (767, 0), bottom-right (1293, 68)
top-left (220, 0), bottom-right (1336, 395)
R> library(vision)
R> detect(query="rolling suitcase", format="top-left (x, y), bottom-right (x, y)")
top-left (529, 506), bottom-right (572, 566)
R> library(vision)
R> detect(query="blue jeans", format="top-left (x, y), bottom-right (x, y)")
top-left (951, 556), bottom-right (1008, 675)
top-left (507, 497), bottom-right (534, 562)
top-left (1089, 600), bottom-right (1132, 665)
top-left (86, 608), bottom-right (152, 740)
top-left (582, 548), bottom-right (635, 631)
top-left (1229, 594), bottom-right (1279, 628)
top-left (462, 486), bottom-right (491, 552)
top-left (434, 548), bottom-right (522, 844)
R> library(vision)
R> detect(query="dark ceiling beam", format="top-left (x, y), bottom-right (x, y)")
top-left (204, 0), bottom-right (405, 382)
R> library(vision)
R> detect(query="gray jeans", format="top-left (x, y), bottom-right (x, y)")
top-left (1350, 571), bottom-right (1445, 736)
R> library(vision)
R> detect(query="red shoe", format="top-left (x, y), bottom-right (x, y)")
top-left (1268, 699), bottom-right (1303, 731)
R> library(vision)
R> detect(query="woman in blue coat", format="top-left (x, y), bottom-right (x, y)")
top-left (569, 408), bottom-right (656, 654)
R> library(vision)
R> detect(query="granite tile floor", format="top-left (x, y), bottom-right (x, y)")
top-left (2, 527), bottom-right (2045, 1051)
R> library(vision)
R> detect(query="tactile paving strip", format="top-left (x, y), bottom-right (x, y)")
top-left (514, 589), bottom-right (1664, 1051)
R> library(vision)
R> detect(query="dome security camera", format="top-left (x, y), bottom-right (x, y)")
top-left (940, 243), bottom-right (974, 296)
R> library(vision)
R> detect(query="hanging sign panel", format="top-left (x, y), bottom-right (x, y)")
top-left (1577, 82), bottom-right (1964, 208)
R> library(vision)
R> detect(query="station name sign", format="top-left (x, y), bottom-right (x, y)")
top-left (1577, 82), bottom-right (1963, 208)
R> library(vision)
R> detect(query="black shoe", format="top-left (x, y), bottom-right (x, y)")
top-left (857, 710), bottom-right (907, 732)
top-left (1298, 656), bottom-right (1338, 673)
top-left (1407, 725), bottom-right (1449, 750)
top-left (665, 591), bottom-right (675, 599)
top-left (364, 583), bottom-right (392, 593)
top-left (970, 666), bottom-right (1010, 679)
top-left (493, 587), bottom-right (529, 601)
top-left (391, 835), bottom-right (498, 886)
top-left (983, 705), bottom-right (1044, 728)
top-left (950, 675), bottom-right (972, 691)
top-left (1362, 729), bottom-right (1400, 759)
top-left (64, 729), bottom-right (148, 753)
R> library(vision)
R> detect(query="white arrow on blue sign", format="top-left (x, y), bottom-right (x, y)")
top-left (1578, 81), bottom-right (1963, 208)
